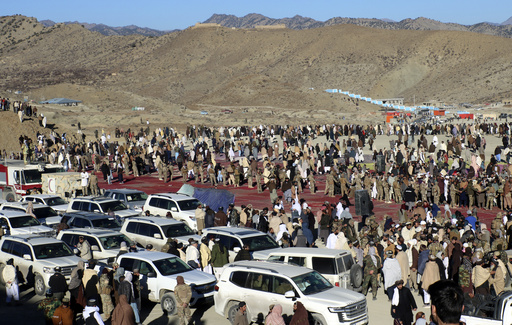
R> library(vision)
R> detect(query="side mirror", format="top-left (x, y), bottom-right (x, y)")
top-left (91, 245), bottom-right (99, 251)
top-left (284, 290), bottom-right (295, 299)
top-left (23, 254), bottom-right (32, 260)
top-left (233, 247), bottom-right (241, 253)
top-left (73, 248), bottom-right (79, 255)
top-left (170, 207), bottom-right (178, 212)
top-left (154, 233), bottom-right (162, 239)
top-left (147, 272), bottom-right (156, 278)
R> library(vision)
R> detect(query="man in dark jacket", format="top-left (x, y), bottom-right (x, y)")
top-left (214, 207), bottom-right (228, 227)
top-left (49, 266), bottom-right (68, 300)
top-left (391, 279), bottom-right (417, 325)
top-left (234, 245), bottom-right (252, 261)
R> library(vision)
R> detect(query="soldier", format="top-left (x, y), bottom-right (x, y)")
top-left (234, 166), bottom-right (240, 188)
top-left (256, 170), bottom-right (263, 193)
top-left (325, 171), bottom-right (335, 197)
top-left (38, 289), bottom-right (61, 325)
top-left (209, 166), bottom-right (217, 186)
top-left (99, 270), bottom-right (114, 321)
top-left (308, 172), bottom-right (316, 194)
top-left (486, 185), bottom-right (496, 210)
top-left (383, 178), bottom-right (391, 203)
top-left (432, 181), bottom-right (440, 205)
top-left (175, 275), bottom-right (192, 325)
top-left (467, 181), bottom-right (475, 208)
top-left (199, 165), bottom-right (206, 184)
top-left (393, 178), bottom-right (402, 203)
top-left (420, 180), bottom-right (428, 203)
top-left (376, 176), bottom-right (384, 201)
top-left (221, 167), bottom-right (228, 187)
top-left (450, 180), bottom-right (457, 208)
top-left (89, 172), bottom-right (99, 196)
top-left (181, 165), bottom-right (188, 183)
top-left (362, 246), bottom-right (381, 300)
top-left (193, 163), bottom-right (200, 184)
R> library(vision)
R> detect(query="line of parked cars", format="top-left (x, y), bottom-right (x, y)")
top-left (0, 188), bottom-right (369, 324)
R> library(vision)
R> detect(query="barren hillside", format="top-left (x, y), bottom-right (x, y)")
top-left (0, 15), bottom-right (512, 145)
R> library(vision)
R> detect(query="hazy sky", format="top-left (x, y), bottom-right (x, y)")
top-left (4, 0), bottom-right (512, 30)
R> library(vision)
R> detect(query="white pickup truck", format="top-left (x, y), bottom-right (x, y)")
top-left (463, 291), bottom-right (512, 325)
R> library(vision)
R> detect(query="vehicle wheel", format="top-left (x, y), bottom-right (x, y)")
top-left (312, 313), bottom-right (327, 325)
top-left (226, 301), bottom-right (240, 324)
top-left (350, 264), bottom-right (363, 289)
top-left (160, 292), bottom-right (178, 315)
top-left (5, 193), bottom-right (15, 202)
top-left (34, 274), bottom-right (46, 296)
top-left (0, 264), bottom-right (5, 285)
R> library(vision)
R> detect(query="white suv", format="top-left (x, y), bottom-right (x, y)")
top-left (120, 217), bottom-right (200, 250)
top-left (66, 197), bottom-right (140, 220)
top-left (202, 227), bottom-right (281, 262)
top-left (116, 251), bottom-right (217, 315)
top-left (214, 261), bottom-right (368, 325)
top-left (142, 193), bottom-right (201, 230)
top-left (57, 228), bottom-right (136, 263)
top-left (21, 194), bottom-right (69, 214)
top-left (267, 248), bottom-right (363, 291)
top-left (0, 235), bottom-right (82, 296)
top-left (1, 202), bottom-right (61, 227)
top-left (0, 210), bottom-right (54, 236)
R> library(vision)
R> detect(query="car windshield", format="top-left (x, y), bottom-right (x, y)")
top-left (33, 207), bottom-right (59, 219)
top-left (177, 199), bottom-right (200, 211)
top-left (126, 193), bottom-right (148, 202)
top-left (241, 234), bottom-right (279, 251)
top-left (292, 271), bottom-right (333, 295)
top-left (46, 197), bottom-right (67, 206)
top-left (33, 242), bottom-right (74, 259)
top-left (23, 169), bottom-right (42, 184)
top-left (10, 216), bottom-right (41, 228)
top-left (162, 224), bottom-right (195, 238)
top-left (153, 256), bottom-right (192, 276)
top-left (100, 201), bottom-right (127, 212)
top-left (99, 234), bottom-right (134, 249)
top-left (91, 218), bottom-right (121, 229)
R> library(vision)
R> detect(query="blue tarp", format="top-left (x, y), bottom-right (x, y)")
top-left (177, 184), bottom-right (235, 212)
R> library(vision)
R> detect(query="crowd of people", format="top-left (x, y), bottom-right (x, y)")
top-left (5, 113), bottom-right (512, 324)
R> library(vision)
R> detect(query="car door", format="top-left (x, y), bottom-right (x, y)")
top-left (245, 272), bottom-right (274, 321)
top-left (269, 275), bottom-right (297, 318)
top-left (137, 260), bottom-right (158, 301)
top-left (11, 242), bottom-right (32, 284)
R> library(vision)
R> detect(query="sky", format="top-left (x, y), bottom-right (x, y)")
top-left (4, 0), bottom-right (512, 31)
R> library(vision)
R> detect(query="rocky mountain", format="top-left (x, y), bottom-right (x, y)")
top-left (205, 13), bottom-right (512, 38)
top-left (502, 16), bottom-right (512, 25)
top-left (39, 19), bottom-right (173, 36)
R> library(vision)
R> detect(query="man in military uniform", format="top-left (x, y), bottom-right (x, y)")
top-left (486, 185), bottom-right (496, 210)
top-left (450, 180), bottom-right (458, 208)
top-left (181, 165), bottom-right (188, 183)
top-left (362, 246), bottom-right (381, 300)
top-left (393, 178), bottom-right (402, 203)
top-left (38, 289), bottom-right (61, 325)
top-left (325, 171), bottom-right (335, 197)
top-left (209, 166), bottom-right (217, 186)
top-left (376, 176), bottom-right (384, 201)
top-left (383, 177), bottom-right (390, 203)
top-left (193, 163), bottom-right (200, 184)
top-left (89, 172), bottom-right (99, 196)
top-left (432, 181), bottom-right (440, 205)
top-left (420, 180), bottom-right (428, 203)
top-left (308, 172), bottom-right (316, 194)
top-left (467, 181), bottom-right (475, 208)
top-left (256, 170), bottom-right (263, 193)
top-left (175, 275), bottom-right (192, 325)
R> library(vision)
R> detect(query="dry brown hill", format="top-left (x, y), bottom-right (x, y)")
top-left (0, 15), bottom-right (512, 141)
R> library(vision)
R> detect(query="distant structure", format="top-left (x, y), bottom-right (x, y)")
top-left (376, 98), bottom-right (404, 106)
top-left (192, 22), bottom-right (221, 29)
top-left (255, 24), bottom-right (287, 29)
top-left (39, 98), bottom-right (82, 106)
top-left (422, 99), bottom-right (444, 107)
top-left (502, 98), bottom-right (512, 105)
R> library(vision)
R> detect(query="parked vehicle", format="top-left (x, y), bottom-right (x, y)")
top-left (214, 260), bottom-right (368, 325)
top-left (21, 194), bottom-right (69, 214)
top-left (0, 202), bottom-right (61, 227)
top-left (61, 211), bottom-right (121, 231)
top-left (202, 227), bottom-right (281, 262)
top-left (267, 248), bottom-right (363, 291)
top-left (103, 188), bottom-right (148, 212)
top-left (0, 210), bottom-right (54, 236)
top-left (142, 193), bottom-right (201, 230)
top-left (116, 251), bottom-right (217, 314)
top-left (0, 235), bottom-right (82, 295)
top-left (120, 217), bottom-right (199, 250)
top-left (66, 197), bottom-right (140, 219)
